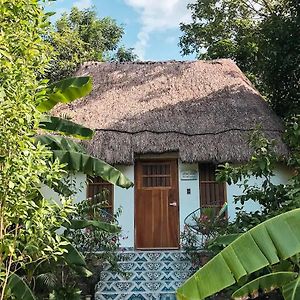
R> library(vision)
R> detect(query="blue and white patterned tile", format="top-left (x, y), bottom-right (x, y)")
top-left (96, 250), bottom-right (197, 299)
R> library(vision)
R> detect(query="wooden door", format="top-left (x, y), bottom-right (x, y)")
top-left (135, 159), bottom-right (179, 249)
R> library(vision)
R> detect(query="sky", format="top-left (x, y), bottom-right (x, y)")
top-left (45, 0), bottom-right (196, 61)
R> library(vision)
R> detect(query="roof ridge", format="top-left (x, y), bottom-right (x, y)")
top-left (80, 58), bottom-right (234, 67)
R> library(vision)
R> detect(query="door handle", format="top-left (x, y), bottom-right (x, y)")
top-left (169, 202), bottom-right (177, 207)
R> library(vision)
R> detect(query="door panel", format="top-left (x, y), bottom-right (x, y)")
top-left (135, 160), bottom-right (179, 249)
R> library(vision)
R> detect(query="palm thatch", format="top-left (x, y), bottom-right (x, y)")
top-left (53, 59), bottom-right (287, 165)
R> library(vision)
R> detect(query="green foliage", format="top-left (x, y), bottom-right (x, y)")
top-left (180, 119), bottom-right (300, 299)
top-left (7, 274), bottom-right (36, 300)
top-left (180, 0), bottom-right (300, 117)
top-left (46, 6), bottom-right (137, 81)
top-left (216, 129), bottom-right (294, 231)
top-left (282, 277), bottom-right (300, 300)
top-left (62, 198), bottom-right (125, 295)
top-left (49, 286), bottom-right (81, 300)
top-left (34, 73), bottom-right (133, 188)
top-left (110, 46), bottom-right (139, 62)
top-left (61, 243), bottom-right (92, 277)
top-left (0, 1), bottom-right (75, 298)
top-left (177, 209), bottom-right (300, 300)
top-left (232, 272), bottom-right (297, 299)
top-left (52, 150), bottom-right (134, 188)
top-left (181, 205), bottom-right (228, 264)
top-left (39, 115), bottom-right (94, 140)
top-left (64, 198), bottom-right (122, 264)
top-left (37, 76), bottom-right (92, 112)
top-left (35, 83), bottom-right (133, 188)
top-left (1, 2), bottom-right (133, 299)
top-left (36, 135), bottom-right (86, 153)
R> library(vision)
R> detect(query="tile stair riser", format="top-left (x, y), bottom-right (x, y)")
top-left (95, 292), bottom-right (177, 300)
top-left (115, 261), bottom-right (194, 272)
top-left (95, 251), bottom-right (197, 299)
top-left (99, 270), bottom-right (195, 282)
top-left (96, 280), bottom-right (183, 293)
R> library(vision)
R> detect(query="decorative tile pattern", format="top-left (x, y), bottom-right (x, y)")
top-left (95, 250), bottom-right (197, 300)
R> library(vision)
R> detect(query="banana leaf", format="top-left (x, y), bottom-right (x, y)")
top-left (282, 277), bottom-right (300, 300)
top-left (62, 243), bottom-right (86, 267)
top-left (177, 209), bottom-right (300, 300)
top-left (208, 233), bottom-right (241, 251)
top-left (39, 115), bottom-right (94, 140)
top-left (36, 135), bottom-right (86, 153)
top-left (64, 219), bottom-right (120, 233)
top-left (7, 273), bottom-right (36, 300)
top-left (232, 272), bottom-right (298, 299)
top-left (37, 77), bottom-right (92, 112)
top-left (52, 150), bottom-right (133, 188)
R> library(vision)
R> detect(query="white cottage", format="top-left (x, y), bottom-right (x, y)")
top-left (52, 59), bottom-right (287, 250)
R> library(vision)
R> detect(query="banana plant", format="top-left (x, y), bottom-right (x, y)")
top-left (177, 208), bottom-right (300, 300)
top-left (6, 274), bottom-right (37, 300)
top-left (36, 76), bottom-right (133, 189)
top-left (232, 272), bottom-right (298, 299)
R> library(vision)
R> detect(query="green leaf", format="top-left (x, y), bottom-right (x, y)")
top-left (39, 115), bottom-right (94, 140)
top-left (8, 273), bottom-right (36, 300)
top-left (217, 201), bottom-right (228, 217)
top-left (62, 243), bottom-right (86, 267)
top-left (208, 233), bottom-right (241, 250)
top-left (232, 272), bottom-right (298, 299)
top-left (177, 209), bottom-right (300, 300)
top-left (62, 243), bottom-right (93, 277)
top-left (37, 77), bottom-right (92, 112)
top-left (65, 219), bottom-right (120, 233)
top-left (70, 265), bottom-right (93, 278)
top-left (47, 179), bottom-right (74, 197)
top-left (35, 135), bottom-right (86, 153)
top-left (282, 277), bottom-right (300, 300)
top-left (0, 49), bottom-right (12, 60)
top-left (52, 150), bottom-right (133, 188)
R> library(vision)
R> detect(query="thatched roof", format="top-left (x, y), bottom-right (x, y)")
top-left (54, 59), bottom-right (287, 165)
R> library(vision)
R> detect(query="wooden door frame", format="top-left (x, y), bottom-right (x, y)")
top-left (134, 158), bottom-right (180, 250)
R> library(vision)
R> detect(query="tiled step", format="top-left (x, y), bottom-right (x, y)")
top-left (103, 260), bottom-right (195, 273)
top-left (95, 250), bottom-right (197, 300)
top-left (99, 270), bottom-right (194, 282)
top-left (95, 292), bottom-right (176, 300)
top-left (96, 280), bottom-right (183, 293)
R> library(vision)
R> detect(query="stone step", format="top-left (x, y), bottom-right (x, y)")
top-left (95, 292), bottom-right (176, 300)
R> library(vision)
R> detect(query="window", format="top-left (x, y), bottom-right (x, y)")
top-left (87, 176), bottom-right (113, 215)
top-left (199, 164), bottom-right (226, 213)
top-left (141, 163), bottom-right (171, 188)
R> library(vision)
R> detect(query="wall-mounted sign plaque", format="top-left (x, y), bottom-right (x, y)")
top-left (181, 170), bottom-right (198, 180)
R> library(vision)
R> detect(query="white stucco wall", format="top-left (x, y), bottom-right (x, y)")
top-left (178, 161), bottom-right (200, 232)
top-left (113, 165), bottom-right (135, 248)
top-left (41, 164), bottom-right (287, 248)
